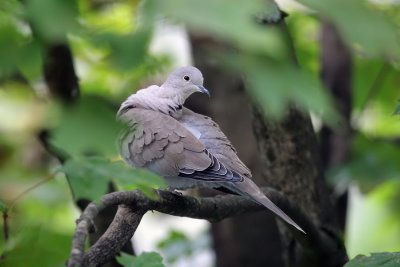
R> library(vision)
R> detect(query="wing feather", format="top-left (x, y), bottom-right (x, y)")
top-left (119, 107), bottom-right (246, 183)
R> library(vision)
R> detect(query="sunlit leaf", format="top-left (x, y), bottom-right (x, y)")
top-left (286, 13), bottom-right (320, 75)
top-left (92, 30), bottom-right (152, 70)
top-left (117, 252), bottom-right (165, 267)
top-left (345, 252), bottom-right (400, 267)
top-left (346, 181), bottom-right (400, 257)
top-left (352, 61), bottom-right (400, 111)
top-left (0, 85), bottom-right (47, 134)
top-left (82, 2), bottom-right (135, 33)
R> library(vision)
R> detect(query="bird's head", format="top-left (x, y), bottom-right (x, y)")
top-left (161, 66), bottom-right (210, 102)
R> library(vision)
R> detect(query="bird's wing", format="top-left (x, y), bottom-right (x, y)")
top-left (179, 108), bottom-right (252, 178)
top-left (118, 107), bottom-right (243, 182)
top-left (179, 108), bottom-right (305, 233)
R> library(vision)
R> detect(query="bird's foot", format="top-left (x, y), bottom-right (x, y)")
top-left (166, 187), bottom-right (183, 196)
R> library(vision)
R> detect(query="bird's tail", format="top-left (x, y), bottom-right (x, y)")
top-left (226, 178), bottom-right (305, 234)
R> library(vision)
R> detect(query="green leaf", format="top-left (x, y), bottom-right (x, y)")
top-left (353, 61), bottom-right (400, 112)
top-left (393, 101), bottom-right (400, 115)
top-left (25, 0), bottom-right (80, 41)
top-left (117, 252), bottom-right (165, 267)
top-left (157, 230), bottom-right (210, 264)
top-left (345, 252), bottom-right (400, 267)
top-left (157, 230), bottom-right (189, 249)
top-left (0, 1), bottom-right (43, 79)
top-left (17, 39), bottom-right (43, 81)
top-left (226, 53), bottom-right (337, 121)
top-left (157, 230), bottom-right (191, 264)
top-left (299, 0), bottom-right (400, 57)
top-left (0, 199), bottom-right (7, 212)
top-left (50, 95), bottom-right (123, 157)
top-left (92, 30), bottom-right (152, 71)
top-left (345, 180), bottom-right (400, 256)
top-left (111, 160), bottom-right (166, 198)
top-left (61, 157), bottom-right (111, 200)
top-left (61, 156), bottom-right (165, 201)
top-left (1, 225), bottom-right (71, 267)
top-left (328, 134), bottom-right (400, 191)
top-left (145, 0), bottom-right (286, 58)
top-left (0, 21), bottom-right (25, 75)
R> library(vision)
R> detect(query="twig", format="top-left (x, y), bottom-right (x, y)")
top-left (8, 172), bottom-right (56, 213)
top-left (0, 211), bottom-right (9, 261)
top-left (0, 173), bottom-right (56, 262)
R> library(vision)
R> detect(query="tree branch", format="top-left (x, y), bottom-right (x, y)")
top-left (83, 205), bottom-right (145, 267)
top-left (67, 187), bottom-right (346, 267)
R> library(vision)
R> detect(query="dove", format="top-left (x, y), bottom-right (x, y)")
top-left (117, 66), bottom-right (304, 233)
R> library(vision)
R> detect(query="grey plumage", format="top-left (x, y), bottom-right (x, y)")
top-left (118, 66), bottom-right (305, 233)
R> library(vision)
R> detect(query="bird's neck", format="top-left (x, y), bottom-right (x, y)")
top-left (121, 85), bottom-right (185, 118)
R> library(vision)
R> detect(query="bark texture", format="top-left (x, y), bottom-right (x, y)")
top-left (187, 36), bottom-right (283, 267)
top-left (68, 187), bottom-right (334, 267)
top-left (251, 18), bottom-right (347, 267)
top-left (187, 11), bottom-right (349, 267)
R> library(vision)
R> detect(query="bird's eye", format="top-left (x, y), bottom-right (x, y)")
top-left (183, 75), bottom-right (190, 81)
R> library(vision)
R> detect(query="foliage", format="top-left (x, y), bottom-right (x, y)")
top-left (346, 180), bottom-right (400, 258)
top-left (50, 96), bottom-right (122, 157)
top-left (0, 0), bottom-right (400, 266)
top-left (1, 225), bottom-right (71, 267)
top-left (328, 135), bottom-right (400, 190)
top-left (61, 156), bottom-right (165, 200)
top-left (299, 0), bottom-right (400, 57)
top-left (157, 230), bottom-right (210, 264)
top-left (0, 199), bottom-right (7, 212)
top-left (117, 252), bottom-right (165, 267)
top-left (143, 0), bottom-right (336, 120)
top-left (345, 252), bottom-right (400, 267)
top-left (394, 101), bottom-right (400, 115)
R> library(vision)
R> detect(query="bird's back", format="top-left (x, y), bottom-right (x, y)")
top-left (179, 107), bottom-right (252, 179)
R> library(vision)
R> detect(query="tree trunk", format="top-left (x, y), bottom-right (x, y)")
top-left (188, 36), bottom-right (283, 267)
top-left (189, 14), bottom-right (348, 267)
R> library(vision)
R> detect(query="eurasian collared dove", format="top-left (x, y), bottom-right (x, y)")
top-left (117, 66), bottom-right (304, 233)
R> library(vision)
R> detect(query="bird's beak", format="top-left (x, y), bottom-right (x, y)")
top-left (197, 85), bottom-right (210, 97)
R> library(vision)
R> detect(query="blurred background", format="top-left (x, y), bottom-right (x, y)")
top-left (0, 0), bottom-right (400, 266)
